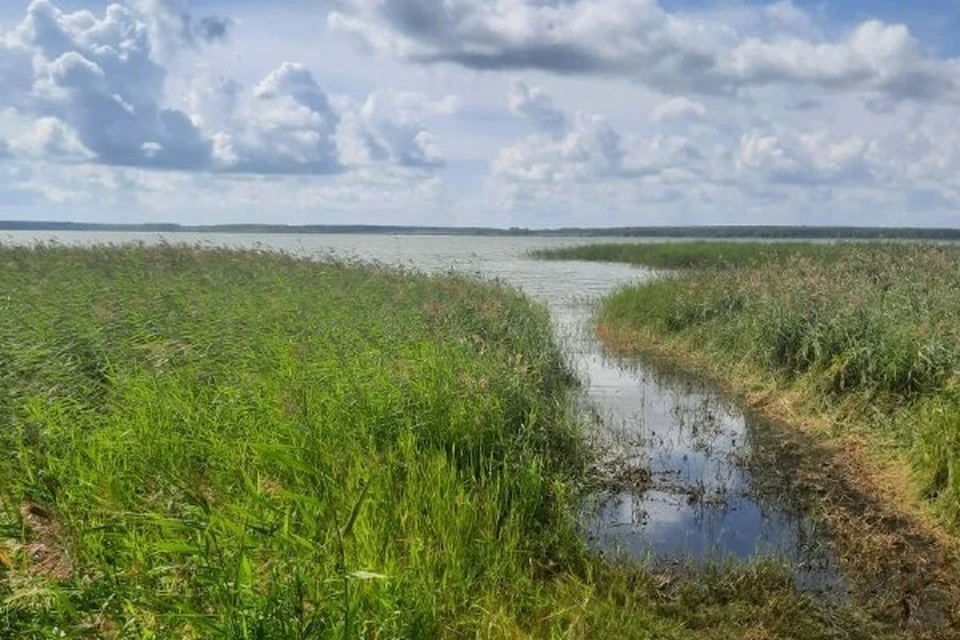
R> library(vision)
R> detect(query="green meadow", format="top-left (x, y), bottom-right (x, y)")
top-left (0, 244), bottom-right (897, 638)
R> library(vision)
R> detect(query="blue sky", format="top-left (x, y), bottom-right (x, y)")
top-left (1, 0), bottom-right (959, 227)
top-left (662, 0), bottom-right (960, 52)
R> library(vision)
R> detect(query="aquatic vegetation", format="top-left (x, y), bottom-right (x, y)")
top-left (539, 241), bottom-right (960, 632)
top-left (0, 244), bottom-right (891, 638)
top-left (530, 241), bottom-right (853, 270)
top-left (598, 244), bottom-right (960, 480)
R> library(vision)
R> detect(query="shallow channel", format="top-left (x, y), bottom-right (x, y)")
top-left (529, 261), bottom-right (843, 593)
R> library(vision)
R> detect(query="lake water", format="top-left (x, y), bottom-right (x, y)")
top-left (1, 231), bottom-right (840, 588)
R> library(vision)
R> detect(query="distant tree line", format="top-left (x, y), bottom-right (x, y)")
top-left (2, 220), bottom-right (959, 240)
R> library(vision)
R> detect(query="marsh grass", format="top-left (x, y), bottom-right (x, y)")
top-left (593, 243), bottom-right (960, 522)
top-left (531, 241), bottom-right (851, 270)
top-left (0, 244), bottom-right (885, 638)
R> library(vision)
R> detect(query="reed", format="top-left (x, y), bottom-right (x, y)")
top-left (0, 244), bottom-right (881, 638)
top-left (552, 242), bottom-right (960, 525)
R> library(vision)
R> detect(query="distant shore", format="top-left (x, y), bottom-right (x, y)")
top-left (3, 220), bottom-right (960, 239)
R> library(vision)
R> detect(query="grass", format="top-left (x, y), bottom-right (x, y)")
top-left (540, 241), bottom-right (960, 632)
top-left (593, 243), bottom-right (960, 513)
top-left (530, 241), bottom-right (851, 270)
top-left (0, 244), bottom-right (896, 638)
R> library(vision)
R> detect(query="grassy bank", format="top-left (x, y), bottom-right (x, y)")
top-left (541, 241), bottom-right (960, 631)
top-left (531, 241), bottom-right (848, 269)
top-left (588, 243), bottom-right (960, 518)
top-left (0, 245), bottom-right (881, 638)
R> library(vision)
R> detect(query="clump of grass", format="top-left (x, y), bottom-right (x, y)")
top-left (0, 244), bottom-right (883, 638)
top-left (0, 244), bottom-right (584, 637)
top-left (531, 241), bottom-right (859, 270)
top-left (583, 243), bottom-right (960, 525)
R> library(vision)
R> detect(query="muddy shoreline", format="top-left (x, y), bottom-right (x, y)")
top-left (594, 322), bottom-right (960, 635)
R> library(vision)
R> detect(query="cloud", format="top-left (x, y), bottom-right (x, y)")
top-left (762, 1), bottom-right (818, 38)
top-left (729, 21), bottom-right (956, 101)
top-left (494, 80), bottom-right (724, 189)
top-left (185, 76), bottom-right (243, 133)
top-left (507, 79), bottom-right (567, 135)
top-left (134, 0), bottom-right (232, 59)
top-left (735, 130), bottom-right (871, 184)
top-left (12, 116), bottom-right (94, 161)
top-left (197, 16), bottom-right (231, 43)
top-left (336, 89), bottom-right (458, 167)
top-left (651, 97), bottom-right (707, 123)
top-left (208, 65), bottom-right (455, 173)
top-left (788, 99), bottom-right (823, 111)
top-left (486, 75), bottom-right (960, 223)
top-left (202, 64), bottom-right (455, 174)
top-left (329, 0), bottom-right (960, 102)
top-left (0, 1), bottom-right (454, 177)
top-left (493, 81), bottom-right (629, 183)
top-left (4, 0), bottom-right (959, 227)
top-left (492, 111), bottom-right (626, 182)
top-left (219, 62), bottom-right (342, 174)
top-left (2, 0), bottom-right (213, 169)
top-left (0, 159), bottom-right (450, 225)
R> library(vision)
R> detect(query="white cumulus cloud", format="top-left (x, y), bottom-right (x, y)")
top-left (0, 0), bottom-right (456, 177)
top-left (651, 97), bottom-right (708, 123)
top-left (330, 0), bottom-right (960, 102)
top-left (494, 82), bottom-right (630, 183)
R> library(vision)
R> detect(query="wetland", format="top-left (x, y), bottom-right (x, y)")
top-left (1, 233), bottom-right (951, 637)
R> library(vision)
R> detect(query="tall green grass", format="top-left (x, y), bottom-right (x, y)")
top-left (578, 242), bottom-right (960, 525)
top-left (0, 244), bottom-right (585, 637)
top-left (0, 245), bottom-right (884, 638)
top-left (532, 241), bottom-right (852, 270)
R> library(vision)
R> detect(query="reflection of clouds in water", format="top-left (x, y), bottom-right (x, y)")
top-left (589, 353), bottom-right (751, 493)
top-left (592, 489), bottom-right (831, 571)
top-left (642, 493), bottom-right (795, 558)
top-left (580, 353), bottom-right (637, 396)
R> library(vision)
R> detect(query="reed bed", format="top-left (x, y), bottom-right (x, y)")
top-left (548, 242), bottom-right (960, 525)
top-left (0, 244), bottom-right (880, 638)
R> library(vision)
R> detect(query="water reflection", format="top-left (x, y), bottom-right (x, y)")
top-left (578, 349), bottom-right (842, 591)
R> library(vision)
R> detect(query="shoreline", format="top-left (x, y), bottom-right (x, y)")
top-left (596, 321), bottom-right (960, 631)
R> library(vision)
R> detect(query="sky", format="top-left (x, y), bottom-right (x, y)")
top-left (1, 0), bottom-right (959, 227)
